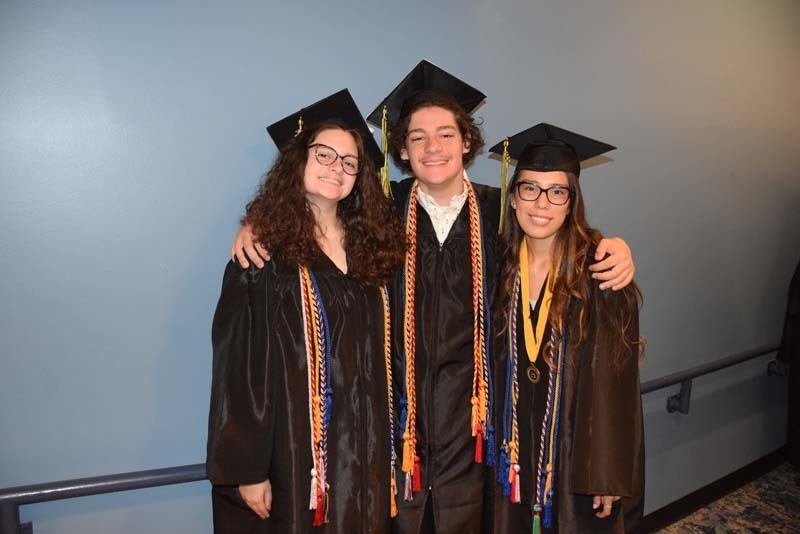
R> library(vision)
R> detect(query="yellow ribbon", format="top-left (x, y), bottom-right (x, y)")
top-left (519, 239), bottom-right (554, 364)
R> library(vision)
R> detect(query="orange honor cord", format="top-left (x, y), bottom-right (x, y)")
top-left (380, 287), bottom-right (399, 517)
top-left (300, 276), bottom-right (397, 522)
top-left (399, 177), bottom-right (493, 501)
top-left (401, 181), bottom-right (419, 501)
top-left (467, 180), bottom-right (489, 464)
top-left (299, 267), bottom-right (333, 525)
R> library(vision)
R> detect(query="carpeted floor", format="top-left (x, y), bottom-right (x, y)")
top-left (656, 463), bottom-right (800, 533)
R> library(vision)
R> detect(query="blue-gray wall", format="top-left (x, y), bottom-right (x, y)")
top-left (2, 1), bottom-right (799, 532)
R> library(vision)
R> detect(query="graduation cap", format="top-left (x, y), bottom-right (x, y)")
top-left (266, 88), bottom-right (383, 173)
top-left (366, 59), bottom-right (486, 128)
top-left (365, 60), bottom-right (486, 192)
top-left (489, 123), bottom-right (616, 232)
top-left (488, 123), bottom-right (616, 177)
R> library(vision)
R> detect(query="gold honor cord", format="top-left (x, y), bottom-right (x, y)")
top-left (380, 106), bottom-right (392, 198)
top-left (498, 138), bottom-right (509, 234)
top-left (518, 239), bottom-right (554, 375)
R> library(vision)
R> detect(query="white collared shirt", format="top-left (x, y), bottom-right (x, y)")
top-left (416, 172), bottom-right (470, 245)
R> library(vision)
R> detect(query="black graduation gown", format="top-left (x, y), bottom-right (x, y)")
top-left (490, 267), bottom-right (644, 533)
top-left (389, 178), bottom-right (501, 534)
top-left (207, 256), bottom-right (392, 534)
top-left (778, 257), bottom-right (800, 468)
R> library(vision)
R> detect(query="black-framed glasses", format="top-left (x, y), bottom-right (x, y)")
top-left (515, 181), bottom-right (573, 205)
top-left (307, 143), bottom-right (361, 176)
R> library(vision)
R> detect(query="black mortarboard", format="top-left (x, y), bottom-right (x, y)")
top-left (490, 124), bottom-right (616, 233)
top-left (366, 59), bottom-right (486, 128)
top-left (266, 88), bottom-right (382, 169)
top-left (488, 123), bottom-right (616, 177)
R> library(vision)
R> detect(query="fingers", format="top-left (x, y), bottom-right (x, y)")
top-left (239, 482), bottom-right (270, 520)
top-left (590, 239), bottom-right (635, 291)
top-left (610, 271), bottom-right (635, 291)
top-left (597, 262), bottom-right (635, 290)
top-left (593, 237), bottom-right (635, 291)
top-left (594, 240), bottom-right (610, 262)
top-left (592, 259), bottom-right (633, 288)
top-left (232, 235), bottom-right (250, 269)
top-left (263, 479), bottom-right (273, 513)
top-left (593, 495), bottom-right (621, 518)
top-left (596, 501), bottom-right (612, 518)
top-left (243, 493), bottom-right (268, 519)
top-left (243, 242), bottom-right (265, 269)
top-left (593, 495), bottom-right (611, 518)
top-left (589, 254), bottom-right (619, 274)
top-left (254, 242), bottom-right (271, 263)
top-left (589, 238), bottom-right (623, 272)
top-left (231, 224), bottom-right (269, 269)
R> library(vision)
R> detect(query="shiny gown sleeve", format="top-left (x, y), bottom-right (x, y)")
top-left (206, 260), bottom-right (276, 486)
top-left (569, 282), bottom-right (644, 499)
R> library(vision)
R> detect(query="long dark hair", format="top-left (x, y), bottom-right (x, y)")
top-left (496, 170), bottom-right (642, 368)
top-left (245, 121), bottom-right (405, 286)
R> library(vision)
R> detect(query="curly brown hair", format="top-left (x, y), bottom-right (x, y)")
top-left (244, 121), bottom-right (406, 286)
top-left (496, 170), bottom-right (642, 369)
top-left (388, 89), bottom-right (484, 175)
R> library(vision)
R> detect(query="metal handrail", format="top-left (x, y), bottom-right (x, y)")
top-left (0, 464), bottom-right (206, 534)
top-left (0, 342), bottom-right (784, 534)
top-left (0, 464), bottom-right (206, 506)
top-left (640, 342), bottom-right (779, 394)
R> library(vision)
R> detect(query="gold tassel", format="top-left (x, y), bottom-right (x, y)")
top-left (294, 116), bottom-right (304, 137)
top-left (470, 395), bottom-right (479, 436)
top-left (380, 106), bottom-right (392, 198)
top-left (402, 433), bottom-right (413, 473)
top-left (543, 462), bottom-right (553, 502)
top-left (390, 476), bottom-right (398, 517)
top-left (498, 137), bottom-right (509, 234)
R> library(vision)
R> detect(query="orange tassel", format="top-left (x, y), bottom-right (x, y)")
top-left (390, 477), bottom-right (398, 517)
top-left (470, 396), bottom-right (479, 436)
top-left (402, 433), bottom-right (413, 473)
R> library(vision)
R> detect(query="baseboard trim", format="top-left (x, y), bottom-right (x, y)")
top-left (635, 446), bottom-right (787, 533)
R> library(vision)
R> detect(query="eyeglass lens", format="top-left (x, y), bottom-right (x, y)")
top-left (313, 144), bottom-right (360, 175)
top-left (517, 182), bottom-right (571, 205)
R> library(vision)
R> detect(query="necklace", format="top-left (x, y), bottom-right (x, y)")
top-left (519, 239), bottom-right (553, 383)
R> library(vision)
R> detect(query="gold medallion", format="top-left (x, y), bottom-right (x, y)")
top-left (526, 364), bottom-right (541, 384)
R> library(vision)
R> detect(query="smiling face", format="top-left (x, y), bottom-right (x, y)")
top-left (511, 169), bottom-right (572, 248)
top-left (303, 127), bottom-right (359, 208)
top-left (399, 105), bottom-right (470, 197)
